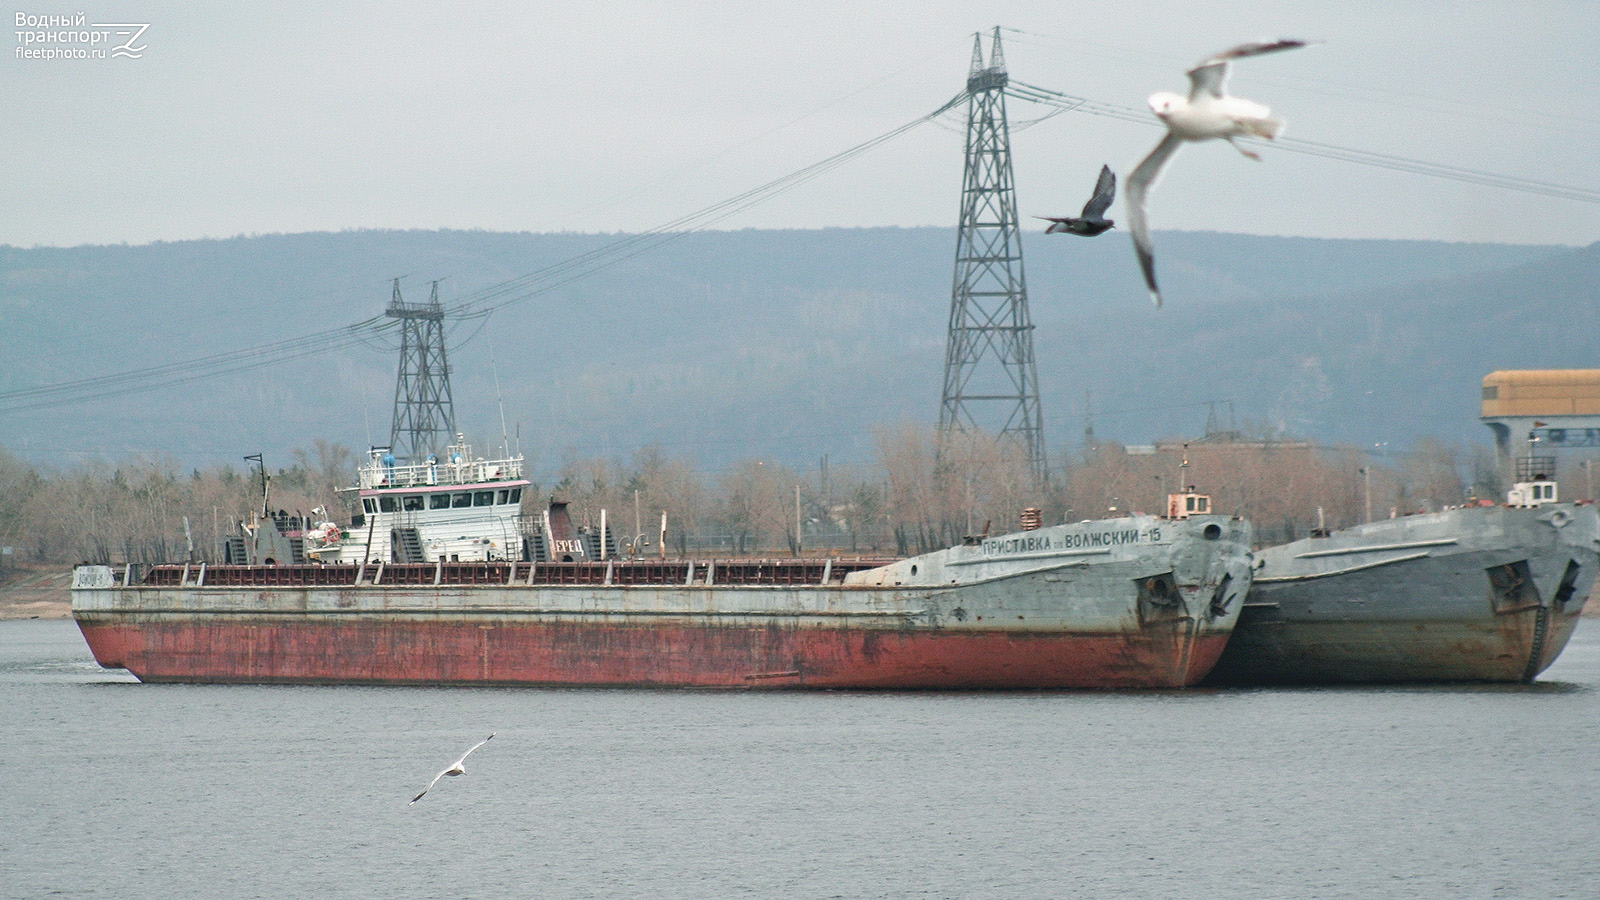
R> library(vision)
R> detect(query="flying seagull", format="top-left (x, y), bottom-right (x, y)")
top-left (1037, 164), bottom-right (1116, 236)
top-left (1127, 39), bottom-right (1309, 306)
top-left (409, 733), bottom-right (495, 804)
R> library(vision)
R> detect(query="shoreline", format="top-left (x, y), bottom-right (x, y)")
top-left (0, 601), bottom-right (70, 620)
top-left (0, 564), bottom-right (71, 620)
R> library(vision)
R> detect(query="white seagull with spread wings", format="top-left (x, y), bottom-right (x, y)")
top-left (1126, 39), bottom-right (1310, 307)
top-left (410, 733), bottom-right (494, 804)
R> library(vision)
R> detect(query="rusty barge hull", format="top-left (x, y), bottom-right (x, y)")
top-left (72, 514), bottom-right (1254, 689)
top-left (1207, 503), bottom-right (1598, 685)
top-left (73, 611), bottom-right (1230, 689)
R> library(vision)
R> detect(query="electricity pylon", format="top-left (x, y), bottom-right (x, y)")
top-left (387, 279), bottom-right (456, 462)
top-left (938, 27), bottom-right (1047, 481)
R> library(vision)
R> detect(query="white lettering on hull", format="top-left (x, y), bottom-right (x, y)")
top-left (981, 527), bottom-right (1161, 558)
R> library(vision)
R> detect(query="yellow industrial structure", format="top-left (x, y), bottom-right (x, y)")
top-left (1481, 369), bottom-right (1600, 462)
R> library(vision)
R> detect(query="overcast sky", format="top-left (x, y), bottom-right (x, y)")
top-left (5, 1), bottom-right (1597, 249)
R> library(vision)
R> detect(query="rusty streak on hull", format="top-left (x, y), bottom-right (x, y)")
top-left (74, 616), bottom-right (1231, 689)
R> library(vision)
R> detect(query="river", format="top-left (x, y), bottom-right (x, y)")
top-left (2, 618), bottom-right (1596, 899)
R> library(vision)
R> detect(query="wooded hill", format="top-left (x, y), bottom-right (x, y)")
top-left (2, 227), bottom-right (1594, 477)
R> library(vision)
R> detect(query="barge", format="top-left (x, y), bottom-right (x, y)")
top-left (70, 445), bottom-right (1254, 689)
top-left (1208, 468), bottom-right (1598, 685)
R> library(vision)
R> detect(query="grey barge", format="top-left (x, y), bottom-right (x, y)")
top-left (1208, 485), bottom-right (1598, 685)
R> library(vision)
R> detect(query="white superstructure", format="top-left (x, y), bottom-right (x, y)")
top-left (337, 436), bottom-right (528, 564)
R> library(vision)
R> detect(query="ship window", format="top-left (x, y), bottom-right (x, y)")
top-left (379, 496), bottom-right (398, 512)
top-left (430, 493), bottom-right (451, 510)
top-left (363, 498), bottom-right (377, 514)
top-left (452, 492), bottom-right (472, 509)
top-left (497, 489), bottom-right (510, 505)
top-left (1197, 497), bottom-right (1209, 512)
top-left (474, 491), bottom-right (495, 507)
top-left (1186, 496), bottom-right (1196, 512)
top-left (403, 495), bottom-right (425, 511)
top-left (509, 488), bottom-right (522, 504)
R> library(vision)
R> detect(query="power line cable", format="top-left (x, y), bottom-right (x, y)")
top-left (0, 314), bottom-right (399, 412)
top-left (562, 36), bottom-right (969, 228)
top-left (1006, 80), bottom-right (1600, 204)
top-left (999, 26), bottom-right (1600, 135)
top-left (11, 69), bottom-right (1589, 413)
top-left (434, 93), bottom-right (967, 323)
top-left (0, 95), bottom-right (965, 413)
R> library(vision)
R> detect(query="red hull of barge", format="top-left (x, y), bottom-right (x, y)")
top-left (76, 619), bottom-right (1229, 689)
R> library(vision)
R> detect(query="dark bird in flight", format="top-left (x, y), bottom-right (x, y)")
top-left (1127, 39), bottom-right (1310, 306)
top-left (410, 733), bottom-right (494, 804)
top-left (1037, 164), bottom-right (1117, 236)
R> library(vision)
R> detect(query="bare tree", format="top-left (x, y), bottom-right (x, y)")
top-left (712, 459), bottom-right (797, 555)
top-left (1396, 438), bottom-right (1466, 513)
top-left (625, 445), bottom-right (706, 556)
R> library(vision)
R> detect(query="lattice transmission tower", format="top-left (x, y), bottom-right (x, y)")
top-left (387, 278), bottom-right (457, 462)
top-left (938, 27), bottom-right (1047, 481)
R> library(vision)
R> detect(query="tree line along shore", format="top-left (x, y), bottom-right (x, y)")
top-left (6, 427), bottom-right (1596, 619)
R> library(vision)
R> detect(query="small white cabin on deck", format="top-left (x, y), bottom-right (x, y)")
top-left (1166, 489), bottom-right (1212, 520)
top-left (338, 436), bottom-right (528, 564)
top-left (1506, 453), bottom-right (1559, 508)
top-left (1507, 479), bottom-right (1559, 507)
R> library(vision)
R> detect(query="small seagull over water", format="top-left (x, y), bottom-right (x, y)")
top-left (409, 733), bottom-right (494, 804)
top-left (1037, 164), bottom-right (1117, 236)
top-left (1127, 39), bottom-right (1310, 307)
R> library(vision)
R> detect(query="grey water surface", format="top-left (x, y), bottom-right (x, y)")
top-left (3, 617), bottom-right (1597, 900)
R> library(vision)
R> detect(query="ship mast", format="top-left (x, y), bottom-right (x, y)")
top-left (244, 453), bottom-right (269, 517)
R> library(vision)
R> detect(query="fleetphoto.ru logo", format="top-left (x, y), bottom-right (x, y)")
top-left (14, 12), bottom-right (148, 60)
